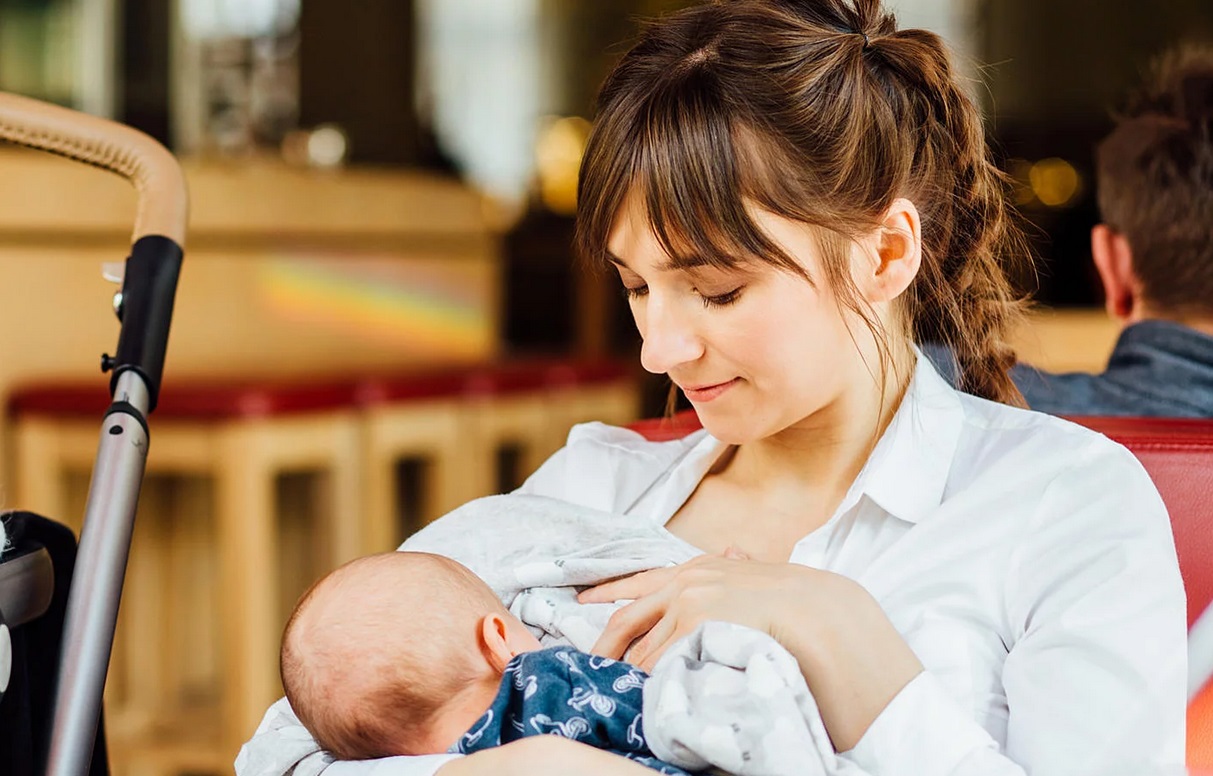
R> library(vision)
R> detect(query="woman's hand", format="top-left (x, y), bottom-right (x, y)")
top-left (436, 736), bottom-right (655, 776)
top-left (580, 553), bottom-right (924, 751)
top-left (580, 552), bottom-right (831, 671)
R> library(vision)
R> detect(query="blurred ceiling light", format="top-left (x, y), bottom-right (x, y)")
top-left (1007, 158), bottom-right (1036, 207)
top-left (306, 125), bottom-right (349, 169)
top-left (535, 116), bottom-right (591, 216)
top-left (181, 0), bottom-right (299, 39)
top-left (1028, 157), bottom-right (1082, 208)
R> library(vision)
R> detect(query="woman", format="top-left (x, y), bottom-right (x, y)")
top-left (238, 1), bottom-right (1186, 774)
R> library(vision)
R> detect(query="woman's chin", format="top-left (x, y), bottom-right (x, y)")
top-left (697, 412), bottom-right (767, 446)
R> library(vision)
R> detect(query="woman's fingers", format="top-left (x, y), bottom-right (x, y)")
top-left (590, 592), bottom-right (669, 659)
top-left (632, 624), bottom-right (691, 673)
top-left (625, 614), bottom-right (680, 671)
top-left (578, 565), bottom-right (676, 604)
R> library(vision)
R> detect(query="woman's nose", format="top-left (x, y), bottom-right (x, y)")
top-left (638, 298), bottom-right (704, 375)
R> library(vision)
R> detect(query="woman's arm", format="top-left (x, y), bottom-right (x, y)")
top-left (838, 445), bottom-right (1186, 775)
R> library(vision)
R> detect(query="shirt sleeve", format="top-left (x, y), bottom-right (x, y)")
top-left (513, 422), bottom-right (665, 510)
top-left (234, 696), bottom-right (463, 776)
top-left (841, 437), bottom-right (1188, 776)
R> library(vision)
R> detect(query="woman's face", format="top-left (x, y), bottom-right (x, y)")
top-left (607, 195), bottom-right (885, 444)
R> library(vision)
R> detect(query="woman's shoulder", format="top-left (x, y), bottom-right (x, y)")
top-left (913, 352), bottom-right (1138, 482)
top-left (517, 421), bottom-right (711, 513)
top-left (948, 390), bottom-right (1161, 513)
top-left (954, 390), bottom-right (1128, 458)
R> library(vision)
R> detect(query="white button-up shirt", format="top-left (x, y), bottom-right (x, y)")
top-left (236, 358), bottom-right (1187, 776)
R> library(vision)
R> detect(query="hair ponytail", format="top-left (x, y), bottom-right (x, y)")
top-left (866, 26), bottom-right (1030, 404)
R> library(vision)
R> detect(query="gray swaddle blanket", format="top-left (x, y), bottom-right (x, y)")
top-left (645, 621), bottom-right (861, 776)
top-left (400, 493), bottom-right (702, 650)
top-left (403, 494), bottom-right (849, 775)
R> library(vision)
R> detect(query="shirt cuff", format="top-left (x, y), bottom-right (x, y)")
top-left (838, 671), bottom-right (998, 776)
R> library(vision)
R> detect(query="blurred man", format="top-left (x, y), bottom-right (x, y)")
top-left (967, 45), bottom-right (1213, 416)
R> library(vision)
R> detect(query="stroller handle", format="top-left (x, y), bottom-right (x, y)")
top-left (0, 93), bottom-right (188, 776)
top-left (0, 92), bottom-right (187, 411)
top-left (0, 92), bottom-right (187, 245)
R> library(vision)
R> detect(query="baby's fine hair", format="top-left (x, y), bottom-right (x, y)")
top-left (280, 552), bottom-right (503, 760)
top-left (576, 0), bottom-right (1031, 404)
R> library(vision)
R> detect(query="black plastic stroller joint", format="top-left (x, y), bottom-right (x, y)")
top-left (100, 235), bottom-right (183, 414)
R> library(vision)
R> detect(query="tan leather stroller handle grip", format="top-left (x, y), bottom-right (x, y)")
top-left (0, 91), bottom-right (188, 247)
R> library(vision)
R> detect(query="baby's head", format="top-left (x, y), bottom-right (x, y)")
top-left (280, 551), bottom-right (541, 760)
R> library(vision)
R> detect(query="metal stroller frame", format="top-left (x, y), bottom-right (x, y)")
top-left (0, 92), bottom-right (186, 776)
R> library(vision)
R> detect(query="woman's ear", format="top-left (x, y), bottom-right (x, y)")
top-left (478, 613), bottom-right (516, 675)
top-left (861, 198), bottom-right (922, 303)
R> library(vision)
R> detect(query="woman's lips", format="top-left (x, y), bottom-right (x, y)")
top-left (681, 378), bottom-right (740, 403)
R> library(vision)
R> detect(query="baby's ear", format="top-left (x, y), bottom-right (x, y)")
top-left (479, 613), bottom-right (515, 675)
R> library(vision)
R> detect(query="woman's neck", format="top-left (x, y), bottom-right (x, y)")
top-left (723, 347), bottom-right (914, 507)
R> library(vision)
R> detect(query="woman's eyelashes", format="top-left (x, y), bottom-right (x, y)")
top-left (620, 284), bottom-right (744, 308)
top-left (699, 288), bottom-right (743, 308)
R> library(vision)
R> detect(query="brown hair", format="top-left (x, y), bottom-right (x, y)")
top-left (280, 553), bottom-right (497, 760)
top-left (1096, 44), bottom-right (1213, 317)
top-left (575, 0), bottom-right (1030, 404)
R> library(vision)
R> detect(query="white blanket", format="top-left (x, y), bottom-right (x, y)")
top-left (645, 621), bottom-right (858, 776)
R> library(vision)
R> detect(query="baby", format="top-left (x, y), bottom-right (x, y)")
top-left (279, 551), bottom-right (691, 774)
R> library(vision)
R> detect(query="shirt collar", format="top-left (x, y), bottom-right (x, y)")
top-left (842, 349), bottom-right (965, 525)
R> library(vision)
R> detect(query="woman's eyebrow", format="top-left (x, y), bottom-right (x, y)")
top-left (607, 250), bottom-right (713, 272)
top-left (605, 251), bottom-right (630, 270)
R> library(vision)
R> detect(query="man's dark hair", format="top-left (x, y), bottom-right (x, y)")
top-left (1096, 44), bottom-right (1213, 316)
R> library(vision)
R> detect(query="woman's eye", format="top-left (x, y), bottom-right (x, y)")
top-left (621, 284), bottom-right (649, 300)
top-left (699, 288), bottom-right (743, 308)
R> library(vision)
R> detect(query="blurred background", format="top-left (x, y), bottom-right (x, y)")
top-left (1, 1), bottom-right (1211, 774)
top-left (4, 0), bottom-right (1213, 401)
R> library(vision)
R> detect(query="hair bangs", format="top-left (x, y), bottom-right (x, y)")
top-left (634, 80), bottom-right (790, 272)
top-left (577, 62), bottom-right (806, 276)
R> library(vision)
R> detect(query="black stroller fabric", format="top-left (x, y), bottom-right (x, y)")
top-left (0, 511), bottom-right (109, 776)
